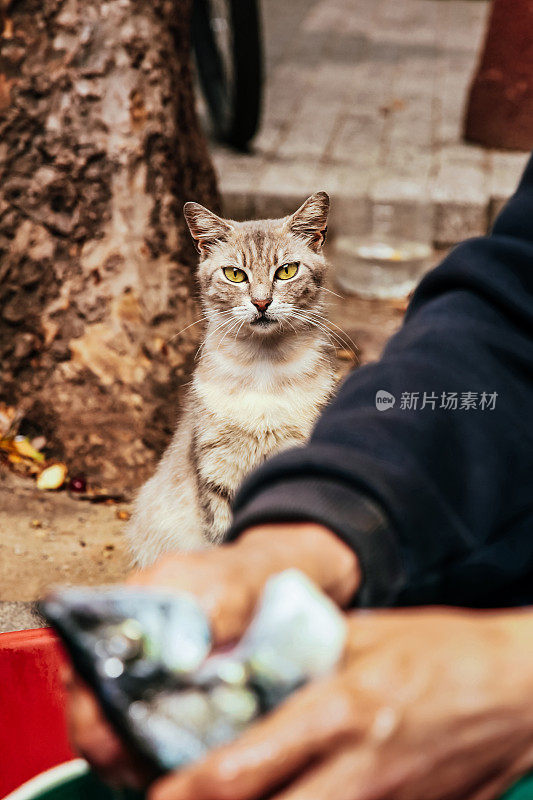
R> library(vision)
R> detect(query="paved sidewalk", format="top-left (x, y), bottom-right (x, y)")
top-left (0, 602), bottom-right (42, 633)
top-left (209, 0), bottom-right (529, 246)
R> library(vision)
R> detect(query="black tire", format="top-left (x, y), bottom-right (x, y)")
top-left (192, 0), bottom-right (263, 150)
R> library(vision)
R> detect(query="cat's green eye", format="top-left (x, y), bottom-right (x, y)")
top-left (275, 262), bottom-right (299, 281)
top-left (223, 267), bottom-right (247, 283)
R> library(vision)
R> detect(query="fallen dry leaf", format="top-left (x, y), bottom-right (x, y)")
top-left (12, 436), bottom-right (45, 463)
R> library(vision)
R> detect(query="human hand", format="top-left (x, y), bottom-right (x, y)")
top-left (65, 522), bottom-right (360, 786)
top-left (63, 665), bottom-right (153, 788)
top-left (149, 608), bottom-right (533, 800)
top-left (129, 523), bottom-right (360, 644)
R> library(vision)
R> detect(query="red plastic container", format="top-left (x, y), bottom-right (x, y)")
top-left (0, 628), bottom-right (75, 797)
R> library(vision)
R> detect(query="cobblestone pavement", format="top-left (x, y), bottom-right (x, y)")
top-left (208, 0), bottom-right (529, 246)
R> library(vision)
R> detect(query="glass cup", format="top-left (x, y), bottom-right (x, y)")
top-left (332, 202), bottom-right (433, 299)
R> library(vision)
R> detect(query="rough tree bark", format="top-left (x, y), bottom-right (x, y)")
top-left (0, 0), bottom-right (219, 491)
top-left (464, 0), bottom-right (533, 150)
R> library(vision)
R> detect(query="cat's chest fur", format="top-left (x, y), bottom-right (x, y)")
top-left (191, 354), bottom-right (334, 492)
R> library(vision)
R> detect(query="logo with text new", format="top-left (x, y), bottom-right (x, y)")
top-left (375, 390), bottom-right (396, 411)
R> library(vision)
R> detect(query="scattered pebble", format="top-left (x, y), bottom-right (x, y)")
top-left (116, 509), bottom-right (131, 521)
top-left (37, 463), bottom-right (68, 491)
top-left (30, 519), bottom-right (42, 528)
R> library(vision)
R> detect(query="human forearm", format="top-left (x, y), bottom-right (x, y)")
top-left (230, 478), bottom-right (402, 607)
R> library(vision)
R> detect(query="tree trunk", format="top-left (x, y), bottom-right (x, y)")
top-left (0, 0), bottom-right (219, 491)
top-left (464, 0), bottom-right (533, 150)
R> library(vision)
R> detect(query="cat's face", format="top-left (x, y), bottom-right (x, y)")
top-left (183, 193), bottom-right (329, 338)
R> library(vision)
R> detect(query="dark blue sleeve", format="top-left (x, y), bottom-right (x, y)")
top-left (227, 155), bottom-right (533, 609)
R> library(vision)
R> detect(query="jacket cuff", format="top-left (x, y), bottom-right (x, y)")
top-left (228, 477), bottom-right (406, 607)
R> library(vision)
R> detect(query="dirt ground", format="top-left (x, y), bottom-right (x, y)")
top-left (0, 469), bottom-right (131, 601)
top-left (0, 291), bottom-right (407, 623)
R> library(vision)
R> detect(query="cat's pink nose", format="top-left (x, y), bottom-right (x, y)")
top-left (252, 298), bottom-right (272, 313)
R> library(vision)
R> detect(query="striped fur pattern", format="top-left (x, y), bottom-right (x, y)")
top-left (127, 193), bottom-right (337, 567)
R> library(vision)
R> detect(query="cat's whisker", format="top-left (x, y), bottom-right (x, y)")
top-left (299, 323), bottom-right (342, 355)
top-left (300, 321), bottom-right (342, 351)
top-left (195, 315), bottom-right (236, 360)
top-left (234, 319), bottom-right (247, 340)
top-left (212, 316), bottom-right (238, 337)
top-left (166, 309), bottom-right (235, 344)
top-left (166, 317), bottom-right (209, 344)
top-left (300, 309), bottom-right (359, 353)
top-left (313, 320), bottom-right (359, 356)
top-left (196, 324), bottom-right (228, 359)
top-left (207, 315), bottom-right (240, 340)
top-left (291, 310), bottom-right (354, 356)
top-left (215, 318), bottom-right (242, 352)
top-left (194, 342), bottom-right (207, 361)
top-left (195, 343), bottom-right (206, 361)
top-left (320, 286), bottom-right (344, 300)
top-left (307, 322), bottom-right (357, 355)
top-left (196, 317), bottom-right (237, 359)
top-left (289, 310), bottom-right (335, 341)
top-left (302, 319), bottom-right (354, 355)
top-left (275, 308), bottom-right (298, 336)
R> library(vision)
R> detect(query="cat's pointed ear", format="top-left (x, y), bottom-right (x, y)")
top-left (286, 191), bottom-right (330, 252)
top-left (183, 202), bottom-right (233, 255)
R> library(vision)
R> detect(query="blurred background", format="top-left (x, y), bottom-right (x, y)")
top-left (196, 0), bottom-right (531, 352)
top-left (209, 0), bottom-right (528, 237)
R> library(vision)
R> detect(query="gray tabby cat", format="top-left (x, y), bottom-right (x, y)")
top-left (127, 192), bottom-right (337, 567)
